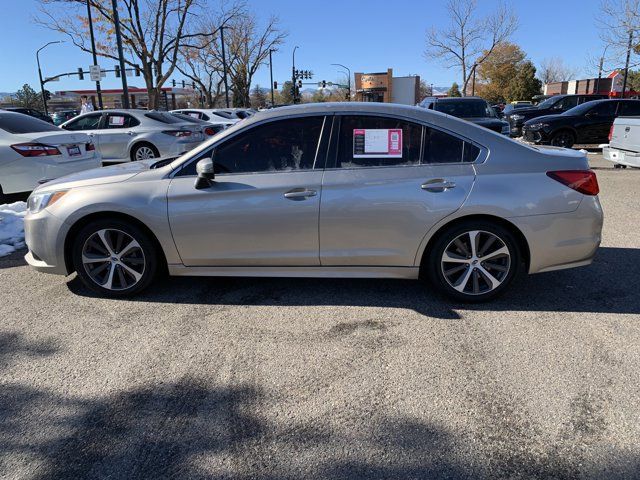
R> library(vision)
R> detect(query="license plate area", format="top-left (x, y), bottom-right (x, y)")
top-left (67, 145), bottom-right (81, 156)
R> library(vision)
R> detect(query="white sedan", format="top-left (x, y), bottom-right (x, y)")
top-left (170, 108), bottom-right (240, 126)
top-left (0, 111), bottom-right (101, 198)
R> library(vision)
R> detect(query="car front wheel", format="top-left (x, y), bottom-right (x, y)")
top-left (425, 221), bottom-right (523, 302)
top-left (549, 130), bottom-right (575, 148)
top-left (72, 219), bottom-right (158, 297)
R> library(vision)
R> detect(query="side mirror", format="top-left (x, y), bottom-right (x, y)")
top-left (194, 154), bottom-right (215, 190)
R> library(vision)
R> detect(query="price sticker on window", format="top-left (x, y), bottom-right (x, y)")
top-left (109, 115), bottom-right (125, 126)
top-left (353, 129), bottom-right (402, 158)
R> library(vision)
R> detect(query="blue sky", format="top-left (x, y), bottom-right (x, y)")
top-left (0, 0), bottom-right (609, 93)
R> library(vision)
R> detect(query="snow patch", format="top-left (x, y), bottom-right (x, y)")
top-left (0, 202), bottom-right (27, 257)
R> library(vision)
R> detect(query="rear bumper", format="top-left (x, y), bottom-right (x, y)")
top-left (23, 209), bottom-right (70, 275)
top-left (603, 145), bottom-right (640, 167)
top-left (509, 195), bottom-right (603, 274)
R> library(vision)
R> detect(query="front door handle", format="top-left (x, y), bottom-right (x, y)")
top-left (127, 131), bottom-right (136, 136)
top-left (284, 188), bottom-right (317, 200)
top-left (421, 179), bottom-right (456, 192)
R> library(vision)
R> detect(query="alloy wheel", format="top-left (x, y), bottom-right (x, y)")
top-left (135, 146), bottom-right (157, 161)
top-left (551, 132), bottom-right (574, 148)
top-left (81, 228), bottom-right (146, 291)
top-left (441, 230), bottom-right (511, 296)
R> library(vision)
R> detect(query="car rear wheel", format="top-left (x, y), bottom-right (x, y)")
top-left (550, 130), bottom-right (575, 148)
top-left (425, 221), bottom-right (523, 302)
top-left (131, 143), bottom-right (159, 162)
top-left (72, 219), bottom-right (158, 297)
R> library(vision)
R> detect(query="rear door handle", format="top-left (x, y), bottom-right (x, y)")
top-left (284, 188), bottom-right (317, 200)
top-left (421, 179), bottom-right (456, 192)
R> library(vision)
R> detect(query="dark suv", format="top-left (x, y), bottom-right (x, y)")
top-left (505, 94), bottom-right (608, 137)
top-left (418, 97), bottom-right (510, 135)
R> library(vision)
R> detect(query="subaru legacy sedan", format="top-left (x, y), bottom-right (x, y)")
top-left (23, 103), bottom-right (603, 302)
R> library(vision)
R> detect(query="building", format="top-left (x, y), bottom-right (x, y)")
top-left (354, 69), bottom-right (421, 105)
top-left (544, 71), bottom-right (638, 97)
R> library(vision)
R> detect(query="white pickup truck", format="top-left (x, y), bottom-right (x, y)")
top-left (603, 116), bottom-right (640, 167)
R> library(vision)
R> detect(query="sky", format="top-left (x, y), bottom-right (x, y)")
top-left (0, 0), bottom-right (610, 95)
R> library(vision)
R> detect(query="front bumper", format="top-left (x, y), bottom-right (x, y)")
top-left (508, 119), bottom-right (524, 137)
top-left (603, 145), bottom-right (640, 167)
top-left (509, 195), bottom-right (603, 274)
top-left (23, 208), bottom-right (70, 275)
top-left (522, 127), bottom-right (551, 145)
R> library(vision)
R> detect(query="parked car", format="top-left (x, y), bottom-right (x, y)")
top-left (170, 112), bottom-right (228, 139)
top-left (170, 109), bottom-right (237, 128)
top-left (2, 107), bottom-right (54, 124)
top-left (505, 94), bottom-right (609, 137)
top-left (51, 110), bottom-right (80, 126)
top-left (418, 97), bottom-right (510, 135)
top-left (23, 103), bottom-right (602, 302)
top-left (502, 103), bottom-right (531, 116)
top-left (603, 115), bottom-right (640, 168)
top-left (0, 110), bottom-right (100, 199)
top-left (522, 99), bottom-right (640, 148)
top-left (60, 110), bottom-right (206, 162)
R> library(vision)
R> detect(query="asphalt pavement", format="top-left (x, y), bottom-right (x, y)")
top-left (1, 153), bottom-right (639, 479)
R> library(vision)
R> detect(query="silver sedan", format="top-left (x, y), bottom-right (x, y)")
top-left (24, 103), bottom-right (603, 302)
top-left (60, 110), bottom-right (205, 162)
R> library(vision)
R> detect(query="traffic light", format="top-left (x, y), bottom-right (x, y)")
top-left (77, 68), bottom-right (84, 80)
top-left (273, 81), bottom-right (278, 89)
top-left (321, 80), bottom-right (326, 88)
top-left (181, 80), bottom-right (186, 88)
top-left (115, 65), bottom-right (121, 78)
top-left (191, 81), bottom-right (196, 89)
top-left (44, 90), bottom-right (51, 101)
top-left (134, 64), bottom-right (141, 76)
top-left (172, 79), bottom-right (176, 87)
top-left (298, 80), bottom-right (302, 89)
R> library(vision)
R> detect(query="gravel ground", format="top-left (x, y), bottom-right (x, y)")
top-left (1, 153), bottom-right (639, 479)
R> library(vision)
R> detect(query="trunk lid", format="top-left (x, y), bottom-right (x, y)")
top-left (14, 131), bottom-right (97, 163)
top-left (609, 117), bottom-right (640, 153)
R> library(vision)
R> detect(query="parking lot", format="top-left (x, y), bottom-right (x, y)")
top-left (0, 153), bottom-right (639, 479)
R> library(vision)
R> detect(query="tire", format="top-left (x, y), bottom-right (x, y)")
top-left (72, 219), bottom-right (158, 297)
top-left (549, 130), bottom-right (576, 149)
top-left (424, 220), bottom-right (524, 302)
top-left (130, 142), bottom-right (159, 162)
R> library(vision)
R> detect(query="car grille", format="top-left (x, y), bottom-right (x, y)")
top-left (523, 130), bottom-right (540, 143)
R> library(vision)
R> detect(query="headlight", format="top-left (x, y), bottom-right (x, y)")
top-left (511, 114), bottom-right (524, 121)
top-left (527, 122), bottom-right (549, 130)
top-left (27, 190), bottom-right (68, 214)
top-left (501, 123), bottom-right (510, 135)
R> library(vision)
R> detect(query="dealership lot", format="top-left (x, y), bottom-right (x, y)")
top-left (0, 154), bottom-right (639, 479)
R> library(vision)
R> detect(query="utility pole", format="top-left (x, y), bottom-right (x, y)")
top-left (36, 41), bottom-right (62, 115)
top-left (471, 63), bottom-right (477, 96)
top-left (622, 31), bottom-right (634, 99)
top-left (111, 0), bottom-right (130, 108)
top-left (269, 49), bottom-right (275, 106)
top-left (331, 63), bottom-right (351, 101)
top-left (292, 46), bottom-right (299, 104)
top-left (220, 25), bottom-right (230, 108)
top-left (86, 0), bottom-right (103, 109)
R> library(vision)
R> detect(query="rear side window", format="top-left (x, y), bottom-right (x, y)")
top-left (589, 101), bottom-right (618, 117)
top-left (0, 113), bottom-right (60, 133)
top-left (336, 115), bottom-right (422, 168)
top-left (144, 112), bottom-right (184, 124)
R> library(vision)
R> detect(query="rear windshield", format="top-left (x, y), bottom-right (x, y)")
top-left (144, 112), bottom-right (184, 124)
top-left (0, 113), bottom-right (60, 134)
top-left (171, 113), bottom-right (207, 124)
top-left (435, 101), bottom-right (494, 118)
top-left (211, 111), bottom-right (234, 119)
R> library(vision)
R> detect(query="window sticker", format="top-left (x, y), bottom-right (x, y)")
top-left (189, 113), bottom-right (200, 118)
top-left (109, 115), bottom-right (125, 126)
top-left (353, 128), bottom-right (402, 158)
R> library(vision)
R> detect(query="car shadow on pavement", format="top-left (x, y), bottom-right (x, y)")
top-left (0, 249), bottom-right (28, 270)
top-left (66, 246), bottom-right (640, 318)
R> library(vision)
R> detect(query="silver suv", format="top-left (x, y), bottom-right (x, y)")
top-left (25, 103), bottom-right (603, 302)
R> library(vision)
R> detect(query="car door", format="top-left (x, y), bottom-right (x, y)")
top-left (167, 115), bottom-right (328, 267)
top-left (319, 114), bottom-right (478, 267)
top-left (580, 101), bottom-right (618, 143)
top-left (98, 113), bottom-right (139, 161)
top-left (62, 112), bottom-right (103, 147)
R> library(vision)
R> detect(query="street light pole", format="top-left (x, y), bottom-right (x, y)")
top-left (86, 0), bottom-right (103, 109)
top-left (331, 63), bottom-right (351, 101)
top-left (292, 46), bottom-right (299, 104)
top-left (220, 25), bottom-right (230, 108)
top-left (110, 0), bottom-right (130, 109)
top-left (36, 41), bottom-right (62, 115)
top-left (622, 31), bottom-right (634, 99)
top-left (269, 49), bottom-right (275, 106)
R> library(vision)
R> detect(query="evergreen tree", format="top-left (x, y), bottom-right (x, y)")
top-left (14, 84), bottom-right (44, 110)
top-left (507, 61), bottom-right (542, 102)
top-left (447, 82), bottom-right (462, 97)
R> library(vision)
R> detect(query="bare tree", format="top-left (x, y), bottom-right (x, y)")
top-left (538, 57), bottom-right (579, 85)
top-left (425, 0), bottom-right (517, 96)
top-left (36, 0), bottom-right (244, 109)
top-left (598, 0), bottom-right (640, 53)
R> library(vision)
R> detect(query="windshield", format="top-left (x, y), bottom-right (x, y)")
top-left (536, 97), bottom-right (559, 109)
top-left (435, 100), bottom-right (495, 118)
top-left (144, 112), bottom-right (184, 124)
top-left (0, 112), bottom-right (61, 134)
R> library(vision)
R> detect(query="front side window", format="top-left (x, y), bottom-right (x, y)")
top-left (555, 97), bottom-right (579, 111)
top-left (64, 113), bottom-right (102, 130)
top-left (336, 116), bottom-right (422, 168)
top-left (213, 116), bottom-right (324, 174)
top-left (588, 101), bottom-right (618, 117)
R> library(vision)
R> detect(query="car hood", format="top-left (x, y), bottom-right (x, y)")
top-left (34, 159), bottom-right (159, 192)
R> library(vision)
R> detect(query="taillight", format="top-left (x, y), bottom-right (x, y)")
top-left (608, 125), bottom-right (614, 142)
top-left (86, 142), bottom-right (96, 151)
top-left (204, 127), bottom-right (215, 136)
top-left (547, 170), bottom-right (599, 196)
top-left (11, 143), bottom-right (61, 157)
top-left (162, 130), bottom-right (192, 137)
